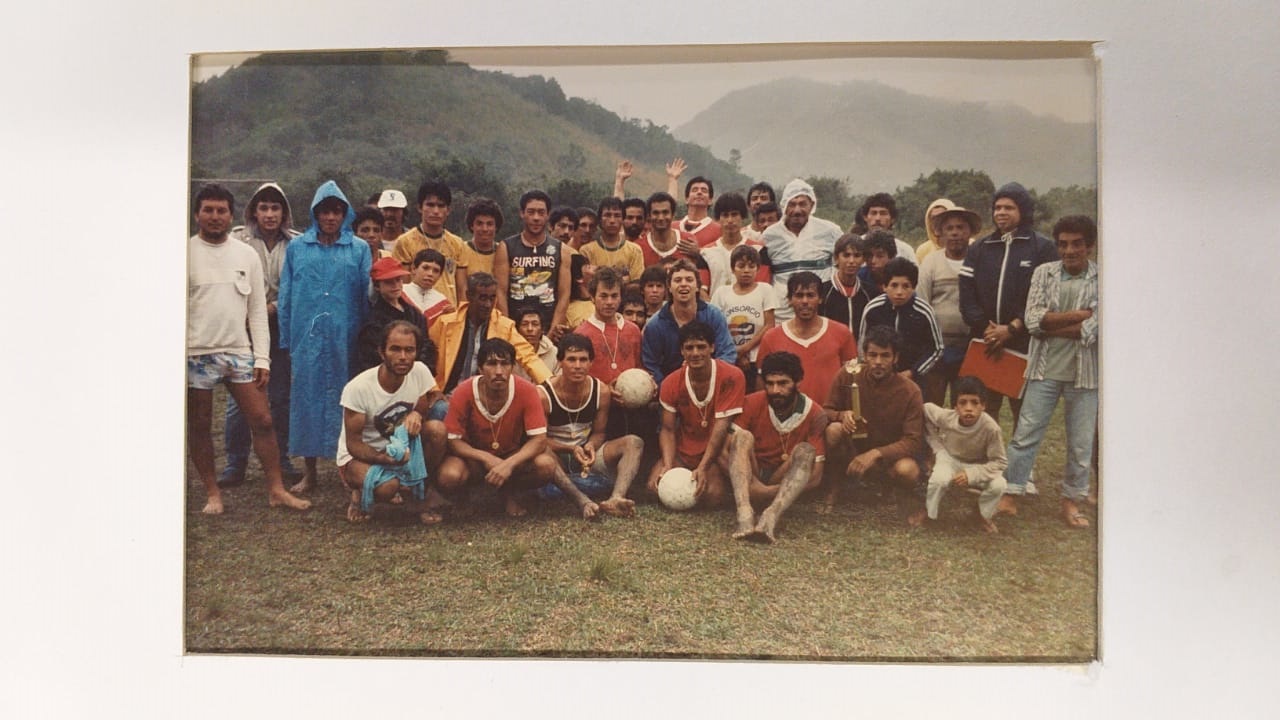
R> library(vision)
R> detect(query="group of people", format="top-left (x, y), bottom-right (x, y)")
top-left (187, 159), bottom-right (1099, 540)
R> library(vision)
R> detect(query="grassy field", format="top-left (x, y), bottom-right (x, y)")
top-left (185, 387), bottom-right (1096, 661)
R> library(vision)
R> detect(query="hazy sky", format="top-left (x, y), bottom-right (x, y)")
top-left (192, 43), bottom-right (1096, 133)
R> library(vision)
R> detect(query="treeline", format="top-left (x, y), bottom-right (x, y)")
top-left (802, 169), bottom-right (1097, 242)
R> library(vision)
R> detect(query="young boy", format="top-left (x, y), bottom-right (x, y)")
top-left (639, 265), bottom-right (669, 321)
top-left (353, 206), bottom-right (387, 262)
top-left (923, 376), bottom-right (1008, 533)
top-left (858, 257), bottom-right (943, 384)
top-left (356, 257), bottom-right (434, 372)
top-left (820, 233), bottom-right (877, 337)
top-left (859, 229), bottom-right (897, 290)
top-left (621, 289), bottom-right (647, 329)
top-left (702, 192), bottom-right (767, 294)
top-left (710, 244), bottom-right (777, 388)
top-left (514, 304), bottom-right (558, 380)
top-left (403, 248), bottom-right (455, 326)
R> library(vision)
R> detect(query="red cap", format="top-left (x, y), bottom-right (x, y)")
top-left (371, 257), bottom-right (410, 281)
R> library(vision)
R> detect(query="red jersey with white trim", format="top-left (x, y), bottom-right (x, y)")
top-left (640, 232), bottom-right (681, 269)
top-left (445, 375), bottom-right (547, 457)
top-left (658, 359), bottom-right (745, 460)
top-left (734, 391), bottom-right (827, 466)
top-left (756, 318), bottom-right (857, 404)
top-left (574, 314), bottom-right (643, 384)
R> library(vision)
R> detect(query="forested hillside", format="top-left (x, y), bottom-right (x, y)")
top-left (190, 50), bottom-right (752, 233)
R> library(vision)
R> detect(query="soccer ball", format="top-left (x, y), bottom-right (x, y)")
top-left (657, 467), bottom-right (697, 510)
top-left (614, 368), bottom-right (656, 408)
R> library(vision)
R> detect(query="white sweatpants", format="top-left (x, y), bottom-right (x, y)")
top-left (925, 454), bottom-right (1007, 520)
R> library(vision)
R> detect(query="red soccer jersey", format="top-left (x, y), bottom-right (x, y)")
top-left (756, 318), bottom-right (857, 405)
top-left (574, 314), bottom-right (643, 384)
top-left (734, 391), bottom-right (827, 467)
top-left (677, 216), bottom-right (723, 249)
top-left (658, 359), bottom-right (745, 462)
top-left (445, 375), bottom-right (547, 456)
top-left (639, 232), bottom-right (681, 269)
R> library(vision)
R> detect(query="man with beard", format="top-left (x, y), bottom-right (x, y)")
top-left (821, 325), bottom-right (925, 526)
top-left (732, 351), bottom-right (826, 543)
top-left (958, 182), bottom-right (1058, 428)
top-left (337, 321), bottom-right (448, 524)
top-left (761, 179), bottom-right (843, 322)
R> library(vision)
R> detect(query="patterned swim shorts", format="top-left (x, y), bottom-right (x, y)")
top-left (187, 352), bottom-right (256, 390)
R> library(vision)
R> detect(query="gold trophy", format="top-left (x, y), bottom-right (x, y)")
top-left (844, 357), bottom-right (868, 439)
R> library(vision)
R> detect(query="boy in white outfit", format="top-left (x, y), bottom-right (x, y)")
top-left (923, 376), bottom-right (1007, 533)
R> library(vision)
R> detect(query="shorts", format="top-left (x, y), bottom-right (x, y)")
top-left (187, 352), bottom-right (255, 390)
top-left (538, 449), bottom-right (613, 501)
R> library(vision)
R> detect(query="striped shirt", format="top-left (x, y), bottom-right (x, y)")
top-left (761, 216), bottom-right (843, 321)
top-left (1023, 260), bottom-right (1098, 389)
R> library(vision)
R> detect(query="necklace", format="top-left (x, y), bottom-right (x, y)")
top-left (599, 317), bottom-right (621, 370)
top-left (770, 394), bottom-right (807, 462)
top-left (685, 361), bottom-right (717, 428)
top-left (474, 378), bottom-right (515, 451)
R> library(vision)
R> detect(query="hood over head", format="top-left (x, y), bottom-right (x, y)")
top-left (307, 180), bottom-right (357, 236)
top-left (780, 178), bottom-right (817, 213)
top-left (243, 182), bottom-right (295, 236)
top-left (924, 198), bottom-right (957, 248)
top-left (992, 182), bottom-right (1035, 231)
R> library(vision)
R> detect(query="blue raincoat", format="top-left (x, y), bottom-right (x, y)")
top-left (278, 181), bottom-right (371, 458)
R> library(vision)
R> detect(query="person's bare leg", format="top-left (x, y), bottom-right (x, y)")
top-left (752, 443), bottom-right (816, 543)
top-left (892, 458), bottom-right (926, 527)
top-left (819, 424), bottom-right (847, 514)
top-left (996, 493), bottom-right (1018, 516)
top-left (725, 433), bottom-right (757, 539)
top-left (599, 435), bottom-right (642, 517)
top-left (339, 463), bottom-right (371, 522)
top-left (545, 453), bottom-right (599, 521)
top-left (228, 381), bottom-right (310, 510)
top-left (291, 456), bottom-right (318, 494)
top-left (187, 388), bottom-right (222, 514)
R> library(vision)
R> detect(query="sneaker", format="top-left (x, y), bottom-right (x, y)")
top-left (1026, 471), bottom-right (1038, 496)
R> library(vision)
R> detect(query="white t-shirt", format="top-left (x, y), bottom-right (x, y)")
top-left (710, 283), bottom-right (779, 361)
top-left (336, 361), bottom-right (436, 466)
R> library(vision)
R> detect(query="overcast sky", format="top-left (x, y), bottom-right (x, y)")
top-left (192, 44), bottom-right (1096, 132)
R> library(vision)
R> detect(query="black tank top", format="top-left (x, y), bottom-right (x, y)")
top-left (539, 378), bottom-right (599, 448)
top-left (502, 233), bottom-right (563, 319)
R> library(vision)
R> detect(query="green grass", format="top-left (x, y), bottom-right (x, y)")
top-left (186, 387), bottom-right (1096, 660)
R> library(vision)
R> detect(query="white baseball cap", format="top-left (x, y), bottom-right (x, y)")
top-left (377, 189), bottom-right (407, 209)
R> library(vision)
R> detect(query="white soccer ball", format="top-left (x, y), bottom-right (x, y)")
top-left (657, 467), bottom-right (697, 511)
top-left (614, 368), bottom-right (656, 408)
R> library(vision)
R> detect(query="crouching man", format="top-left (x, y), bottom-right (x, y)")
top-left (822, 325), bottom-right (926, 526)
top-left (732, 351), bottom-right (827, 543)
top-left (337, 320), bottom-right (447, 523)
top-left (646, 321), bottom-right (757, 538)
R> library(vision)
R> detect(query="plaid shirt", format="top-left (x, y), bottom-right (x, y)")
top-left (1023, 260), bottom-right (1098, 390)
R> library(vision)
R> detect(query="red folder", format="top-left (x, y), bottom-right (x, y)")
top-left (958, 339), bottom-right (1028, 398)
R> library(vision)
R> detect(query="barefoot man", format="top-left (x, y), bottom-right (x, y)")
top-left (436, 338), bottom-right (563, 517)
top-left (186, 184), bottom-right (310, 514)
top-left (646, 321), bottom-right (757, 538)
top-left (821, 325), bottom-right (926, 525)
top-left (537, 333), bottom-right (644, 518)
top-left (336, 320), bottom-right (448, 524)
top-left (733, 351), bottom-right (827, 542)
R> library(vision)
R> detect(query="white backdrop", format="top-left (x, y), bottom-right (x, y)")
top-left (2, 1), bottom-right (1276, 717)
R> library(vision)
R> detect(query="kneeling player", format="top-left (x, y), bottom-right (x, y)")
top-left (337, 320), bottom-right (448, 524)
top-left (822, 325), bottom-right (927, 526)
top-left (437, 338), bottom-right (566, 517)
top-left (733, 351), bottom-right (827, 542)
top-left (645, 321), bottom-right (757, 537)
top-left (538, 333), bottom-right (645, 518)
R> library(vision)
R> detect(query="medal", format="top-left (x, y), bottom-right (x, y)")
top-left (782, 452), bottom-right (789, 461)
top-left (701, 419), bottom-right (708, 428)
top-left (610, 362), bottom-right (618, 370)
top-left (491, 441), bottom-right (500, 450)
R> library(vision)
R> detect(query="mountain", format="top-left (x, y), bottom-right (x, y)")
top-left (190, 50), bottom-right (751, 233)
top-left (673, 78), bottom-right (1096, 194)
